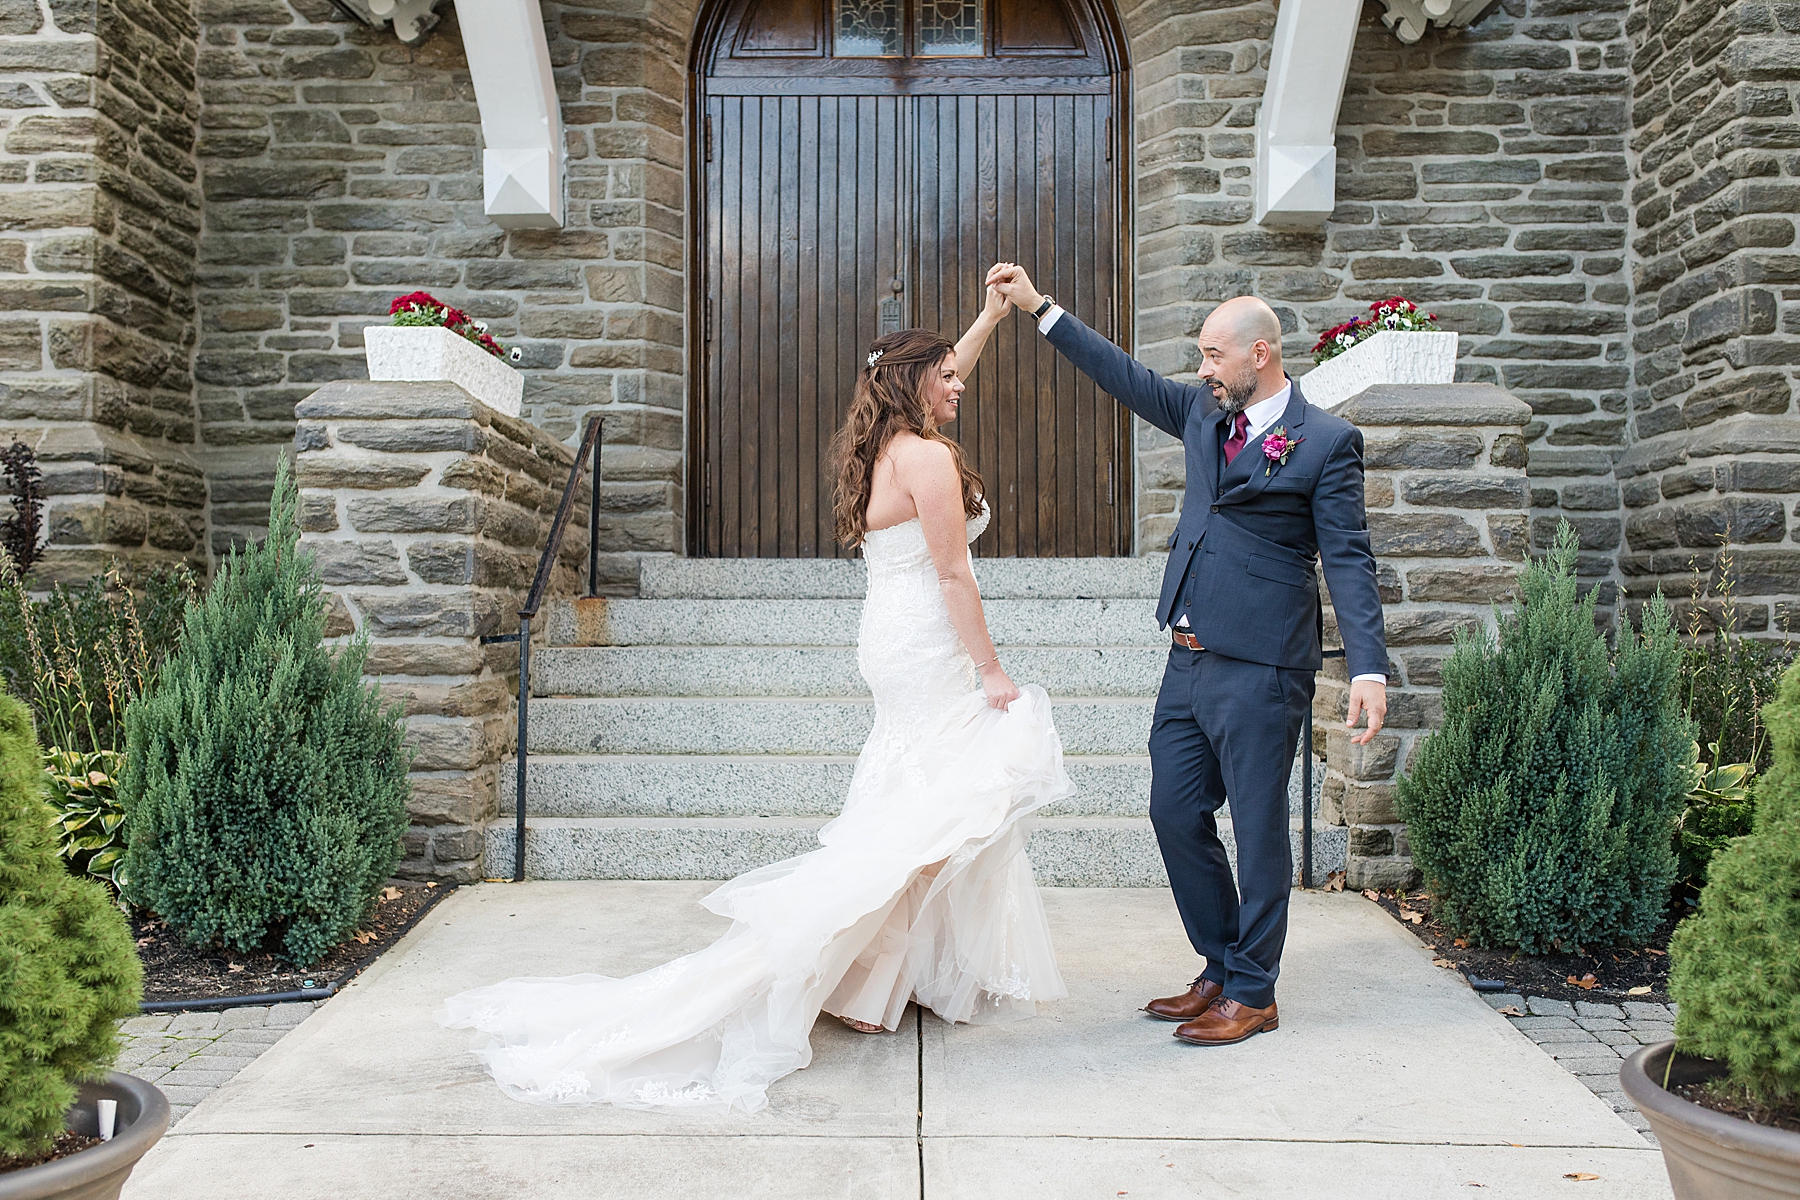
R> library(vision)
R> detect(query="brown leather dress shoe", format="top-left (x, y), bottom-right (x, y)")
top-left (1173, 998), bottom-right (1279, 1046)
top-left (1144, 977), bottom-right (1224, 1022)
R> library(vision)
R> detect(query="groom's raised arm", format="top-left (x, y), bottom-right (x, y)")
top-left (986, 263), bottom-right (1206, 439)
top-left (1040, 311), bottom-right (1207, 440)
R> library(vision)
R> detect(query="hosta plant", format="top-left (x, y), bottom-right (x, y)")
top-left (388, 290), bottom-right (523, 363)
top-left (1311, 296), bottom-right (1441, 365)
top-left (46, 747), bottom-right (127, 891)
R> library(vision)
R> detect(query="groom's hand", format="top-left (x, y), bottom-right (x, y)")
top-left (986, 262), bottom-right (1044, 314)
top-left (1345, 679), bottom-right (1386, 745)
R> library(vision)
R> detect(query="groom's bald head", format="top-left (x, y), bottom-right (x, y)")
top-left (1195, 296), bottom-right (1287, 415)
top-left (1201, 296), bottom-right (1283, 366)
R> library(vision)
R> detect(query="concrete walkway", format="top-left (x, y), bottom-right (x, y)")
top-left (123, 884), bottom-right (1672, 1200)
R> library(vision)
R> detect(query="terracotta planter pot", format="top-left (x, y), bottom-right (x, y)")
top-left (1621, 1041), bottom-right (1800, 1199)
top-left (0, 1074), bottom-right (169, 1200)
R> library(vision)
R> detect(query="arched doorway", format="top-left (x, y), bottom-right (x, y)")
top-left (689, 0), bottom-right (1132, 558)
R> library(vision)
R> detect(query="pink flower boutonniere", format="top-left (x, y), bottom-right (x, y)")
top-left (1261, 426), bottom-right (1303, 476)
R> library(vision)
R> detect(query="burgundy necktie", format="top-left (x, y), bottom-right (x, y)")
top-left (1222, 411), bottom-right (1250, 465)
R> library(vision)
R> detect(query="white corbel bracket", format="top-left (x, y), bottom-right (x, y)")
top-left (328, 0), bottom-right (448, 45)
top-left (1379, 0), bottom-right (1501, 44)
top-left (1255, 0), bottom-right (1361, 227)
top-left (453, 0), bottom-right (567, 229)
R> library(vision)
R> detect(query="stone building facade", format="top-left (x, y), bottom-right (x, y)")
top-left (5, 0), bottom-right (1798, 624)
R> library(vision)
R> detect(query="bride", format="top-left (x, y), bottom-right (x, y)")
top-left (441, 284), bottom-right (1072, 1113)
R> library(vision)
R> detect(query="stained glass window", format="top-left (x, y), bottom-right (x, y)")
top-left (917, 0), bottom-right (982, 56)
top-left (836, 0), bottom-right (902, 56)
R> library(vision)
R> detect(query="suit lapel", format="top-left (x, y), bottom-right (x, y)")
top-left (1215, 377), bottom-right (1308, 508)
top-left (1197, 406), bottom-right (1225, 502)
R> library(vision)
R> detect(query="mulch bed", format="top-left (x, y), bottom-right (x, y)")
top-left (0, 1131), bottom-right (102, 1176)
top-left (132, 880), bottom-right (454, 1004)
top-left (1358, 884), bottom-right (1678, 1005)
top-left (1674, 1079), bottom-right (1800, 1135)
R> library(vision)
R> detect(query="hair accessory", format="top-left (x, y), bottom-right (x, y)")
top-left (867, 349), bottom-right (884, 368)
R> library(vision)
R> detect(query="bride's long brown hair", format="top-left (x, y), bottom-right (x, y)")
top-left (831, 328), bottom-right (985, 549)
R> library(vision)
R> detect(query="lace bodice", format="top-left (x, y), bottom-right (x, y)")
top-left (857, 500), bottom-right (991, 720)
top-left (860, 499), bottom-right (991, 573)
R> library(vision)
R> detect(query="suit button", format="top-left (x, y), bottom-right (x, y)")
top-left (1210, 505), bottom-right (1219, 513)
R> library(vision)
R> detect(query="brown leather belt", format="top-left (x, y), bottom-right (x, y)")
top-left (1172, 628), bottom-right (1205, 652)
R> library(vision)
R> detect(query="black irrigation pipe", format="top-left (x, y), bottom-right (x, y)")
top-left (138, 981), bottom-right (341, 1014)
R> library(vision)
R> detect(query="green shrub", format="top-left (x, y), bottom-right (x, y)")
top-left (1397, 522), bottom-right (1693, 952)
top-left (0, 693), bottom-right (142, 1158)
top-left (1670, 662), bottom-right (1800, 1104)
top-left (121, 459), bottom-right (411, 966)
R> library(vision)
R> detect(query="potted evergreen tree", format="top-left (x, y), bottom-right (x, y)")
top-left (0, 693), bottom-right (166, 1200)
top-left (1621, 662), bottom-right (1800, 1199)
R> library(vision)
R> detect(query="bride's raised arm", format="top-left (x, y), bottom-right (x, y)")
top-left (892, 437), bottom-right (1021, 711)
top-left (951, 284), bottom-right (1012, 381)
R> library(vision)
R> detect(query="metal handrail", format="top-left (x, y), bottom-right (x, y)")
top-left (487, 413), bottom-right (604, 882)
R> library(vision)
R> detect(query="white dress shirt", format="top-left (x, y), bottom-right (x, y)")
top-left (1039, 304), bottom-right (1385, 686)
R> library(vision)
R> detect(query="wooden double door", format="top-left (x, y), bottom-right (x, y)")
top-left (691, 0), bottom-right (1132, 558)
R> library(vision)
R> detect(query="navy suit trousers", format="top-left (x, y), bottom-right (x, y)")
top-left (1148, 645), bottom-right (1314, 1009)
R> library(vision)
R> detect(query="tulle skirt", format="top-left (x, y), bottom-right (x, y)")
top-left (440, 684), bottom-right (1072, 1112)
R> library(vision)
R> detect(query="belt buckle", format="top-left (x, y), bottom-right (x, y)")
top-left (1173, 629), bottom-right (1203, 652)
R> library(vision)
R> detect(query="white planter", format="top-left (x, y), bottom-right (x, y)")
top-left (1299, 330), bottom-right (1459, 412)
top-left (364, 324), bottom-right (523, 417)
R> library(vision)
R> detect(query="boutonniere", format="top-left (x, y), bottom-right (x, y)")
top-left (1261, 426), bottom-right (1303, 476)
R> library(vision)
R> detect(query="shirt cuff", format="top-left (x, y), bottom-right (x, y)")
top-left (1037, 304), bottom-right (1065, 334)
top-left (1350, 673), bottom-right (1387, 685)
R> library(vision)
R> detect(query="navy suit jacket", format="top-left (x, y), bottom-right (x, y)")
top-left (1045, 312), bottom-right (1388, 679)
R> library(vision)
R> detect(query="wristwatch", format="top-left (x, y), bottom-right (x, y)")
top-left (1031, 294), bottom-right (1056, 320)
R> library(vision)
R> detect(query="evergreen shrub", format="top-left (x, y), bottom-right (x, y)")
top-left (0, 693), bottom-right (142, 1157)
top-left (121, 460), bottom-right (411, 966)
top-left (1397, 522), bottom-right (1692, 951)
top-left (1670, 662), bottom-right (1800, 1104)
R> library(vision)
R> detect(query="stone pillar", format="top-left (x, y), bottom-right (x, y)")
top-left (0, 0), bottom-right (204, 582)
top-left (293, 380), bottom-right (582, 883)
top-left (1319, 384), bottom-right (1532, 890)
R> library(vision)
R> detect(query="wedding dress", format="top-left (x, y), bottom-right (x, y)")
top-left (441, 501), bottom-right (1072, 1112)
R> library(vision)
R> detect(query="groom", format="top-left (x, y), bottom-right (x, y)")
top-left (988, 265), bottom-right (1388, 1046)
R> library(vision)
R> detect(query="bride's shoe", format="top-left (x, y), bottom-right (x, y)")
top-left (837, 1015), bottom-right (886, 1035)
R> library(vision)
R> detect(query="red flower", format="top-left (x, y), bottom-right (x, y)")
top-left (389, 291), bottom-right (443, 315)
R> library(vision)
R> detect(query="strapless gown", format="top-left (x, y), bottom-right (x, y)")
top-left (440, 502), bottom-right (1072, 1112)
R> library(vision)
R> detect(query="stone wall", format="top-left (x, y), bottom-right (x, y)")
top-left (192, 0), bottom-right (686, 579)
top-left (293, 379), bottom-right (585, 882)
top-left (0, 0), bottom-right (204, 583)
top-left (1316, 383), bottom-right (1533, 889)
top-left (1620, 0), bottom-right (1800, 635)
top-left (1122, 0), bottom-right (1632, 571)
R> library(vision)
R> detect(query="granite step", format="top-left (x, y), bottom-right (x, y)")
top-left (501, 753), bottom-right (1320, 819)
top-left (502, 754), bottom-right (1154, 818)
top-left (526, 696), bottom-right (1155, 756)
top-left (530, 645), bottom-right (1168, 698)
top-left (636, 554), bottom-right (1167, 600)
top-left (556, 597), bottom-right (1165, 648)
top-left (484, 815), bottom-right (1348, 888)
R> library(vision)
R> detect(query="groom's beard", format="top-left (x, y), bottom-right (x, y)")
top-left (1207, 368), bottom-right (1259, 415)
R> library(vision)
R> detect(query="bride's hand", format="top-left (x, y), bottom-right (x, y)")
top-left (982, 283), bottom-right (1010, 322)
top-left (979, 661), bottom-right (1021, 710)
